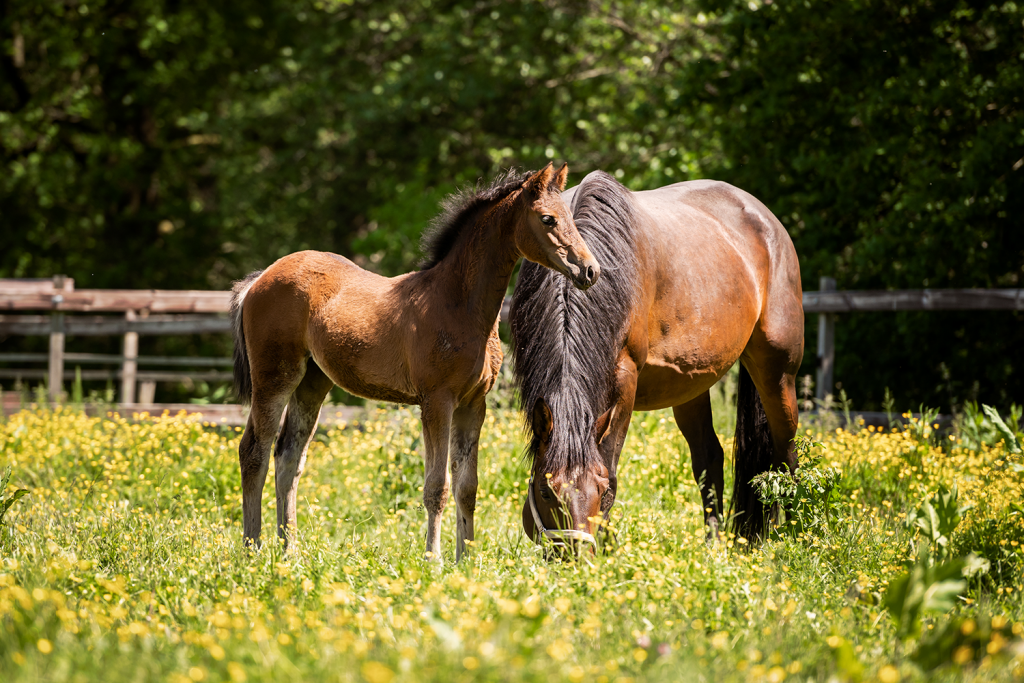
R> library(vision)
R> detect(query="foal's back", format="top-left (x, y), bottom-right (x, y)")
top-left (243, 250), bottom-right (420, 404)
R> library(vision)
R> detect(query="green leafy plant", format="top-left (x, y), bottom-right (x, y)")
top-left (956, 402), bottom-right (1024, 454)
top-left (908, 405), bottom-right (941, 445)
top-left (981, 404), bottom-right (1023, 455)
top-left (884, 543), bottom-right (966, 640)
top-left (189, 382), bottom-right (231, 405)
top-left (904, 484), bottom-right (973, 563)
top-left (751, 436), bottom-right (842, 538)
top-left (0, 466), bottom-right (29, 528)
top-left (883, 484), bottom-right (1010, 670)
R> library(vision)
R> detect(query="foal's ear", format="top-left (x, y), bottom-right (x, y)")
top-left (593, 404), bottom-right (617, 446)
top-left (552, 163), bottom-right (569, 192)
top-left (532, 397), bottom-right (554, 443)
top-left (523, 162), bottom-right (555, 194)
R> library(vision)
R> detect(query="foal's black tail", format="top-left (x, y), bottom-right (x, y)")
top-left (730, 364), bottom-right (776, 541)
top-left (230, 270), bottom-right (263, 407)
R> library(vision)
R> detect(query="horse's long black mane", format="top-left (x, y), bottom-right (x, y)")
top-left (419, 168), bottom-right (532, 270)
top-left (510, 171), bottom-right (641, 474)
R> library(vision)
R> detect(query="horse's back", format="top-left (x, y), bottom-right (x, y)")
top-left (626, 180), bottom-right (803, 408)
top-left (653, 181), bottom-right (804, 362)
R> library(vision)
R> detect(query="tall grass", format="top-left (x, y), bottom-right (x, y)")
top-left (0, 404), bottom-right (1021, 682)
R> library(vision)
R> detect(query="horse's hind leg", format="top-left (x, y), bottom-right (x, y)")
top-left (743, 349), bottom-right (800, 473)
top-left (450, 394), bottom-right (486, 562)
top-left (672, 390), bottom-right (725, 540)
top-left (274, 359), bottom-right (334, 544)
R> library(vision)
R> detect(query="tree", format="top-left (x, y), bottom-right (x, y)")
top-left (676, 0), bottom-right (1024, 408)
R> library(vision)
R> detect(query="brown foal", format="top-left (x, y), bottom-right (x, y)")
top-left (230, 164), bottom-right (599, 562)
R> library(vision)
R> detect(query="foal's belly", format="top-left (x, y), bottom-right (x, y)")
top-left (322, 362), bottom-right (421, 406)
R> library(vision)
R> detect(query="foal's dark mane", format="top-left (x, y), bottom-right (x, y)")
top-left (419, 168), bottom-right (533, 270)
top-left (510, 171), bottom-right (641, 474)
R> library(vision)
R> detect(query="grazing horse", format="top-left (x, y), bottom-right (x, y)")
top-left (231, 164), bottom-right (600, 561)
top-left (510, 171), bottom-right (803, 547)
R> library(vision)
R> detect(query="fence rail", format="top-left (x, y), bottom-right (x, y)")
top-left (0, 314), bottom-right (231, 336)
top-left (803, 288), bottom-right (1024, 313)
top-left (1, 276), bottom-right (1021, 409)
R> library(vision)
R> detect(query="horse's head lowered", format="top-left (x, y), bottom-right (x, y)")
top-left (514, 163), bottom-right (600, 291)
top-left (521, 397), bottom-right (617, 551)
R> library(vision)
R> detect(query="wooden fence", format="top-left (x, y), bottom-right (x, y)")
top-left (0, 277), bottom-right (232, 404)
top-left (1, 276), bottom-right (1022, 411)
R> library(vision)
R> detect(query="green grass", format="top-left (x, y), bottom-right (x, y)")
top-left (0, 403), bottom-right (1021, 683)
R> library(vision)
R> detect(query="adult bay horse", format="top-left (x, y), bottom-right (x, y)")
top-left (231, 164), bottom-right (601, 561)
top-left (510, 171), bottom-right (803, 547)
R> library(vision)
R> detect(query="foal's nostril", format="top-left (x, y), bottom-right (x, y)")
top-left (586, 265), bottom-right (595, 283)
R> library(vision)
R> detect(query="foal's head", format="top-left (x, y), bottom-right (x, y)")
top-left (514, 163), bottom-right (600, 290)
top-left (521, 397), bottom-right (617, 551)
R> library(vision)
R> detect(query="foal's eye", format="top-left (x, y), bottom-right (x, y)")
top-left (540, 488), bottom-right (553, 501)
top-left (540, 214), bottom-right (556, 226)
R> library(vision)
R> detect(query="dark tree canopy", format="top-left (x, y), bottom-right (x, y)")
top-left (2, 0), bottom-right (1021, 409)
top-left (674, 0), bottom-right (1024, 408)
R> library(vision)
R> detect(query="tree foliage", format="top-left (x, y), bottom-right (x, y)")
top-left (676, 0), bottom-right (1024, 407)
top-left (1, 0), bottom-right (1021, 407)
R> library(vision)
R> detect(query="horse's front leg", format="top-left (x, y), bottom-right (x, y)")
top-left (450, 394), bottom-right (486, 562)
top-left (420, 395), bottom-right (455, 562)
top-left (672, 391), bottom-right (725, 542)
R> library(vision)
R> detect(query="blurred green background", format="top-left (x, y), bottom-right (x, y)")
top-left (1, 0), bottom-right (1022, 409)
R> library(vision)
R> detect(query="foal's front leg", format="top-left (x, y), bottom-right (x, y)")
top-left (273, 362), bottom-right (334, 545)
top-left (450, 395), bottom-right (486, 562)
top-left (420, 396), bottom-right (455, 562)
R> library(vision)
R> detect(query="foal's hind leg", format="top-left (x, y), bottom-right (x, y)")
top-left (672, 391), bottom-right (725, 540)
top-left (274, 360), bottom-right (334, 545)
top-left (240, 359), bottom-right (307, 547)
top-left (240, 392), bottom-right (292, 547)
top-left (450, 394), bottom-right (486, 562)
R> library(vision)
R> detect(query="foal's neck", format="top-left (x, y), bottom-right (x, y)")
top-left (432, 200), bottom-right (522, 335)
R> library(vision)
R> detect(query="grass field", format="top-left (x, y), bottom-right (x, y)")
top-left (1, 400), bottom-right (1022, 682)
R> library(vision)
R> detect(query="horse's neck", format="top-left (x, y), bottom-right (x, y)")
top-left (429, 207), bottom-right (521, 334)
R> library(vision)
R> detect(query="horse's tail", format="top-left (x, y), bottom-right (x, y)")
top-left (730, 363), bottom-right (776, 541)
top-left (230, 270), bottom-right (263, 406)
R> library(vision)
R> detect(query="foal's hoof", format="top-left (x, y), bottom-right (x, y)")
top-left (704, 519), bottom-right (721, 546)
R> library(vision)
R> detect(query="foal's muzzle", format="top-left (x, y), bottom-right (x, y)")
top-left (572, 260), bottom-right (600, 291)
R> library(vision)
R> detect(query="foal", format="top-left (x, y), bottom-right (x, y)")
top-left (231, 164), bottom-right (600, 561)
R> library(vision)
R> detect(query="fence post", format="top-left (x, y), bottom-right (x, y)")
top-left (816, 276), bottom-right (836, 401)
top-left (48, 275), bottom-right (67, 402)
top-left (136, 310), bottom-right (155, 404)
top-left (121, 310), bottom-right (138, 405)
